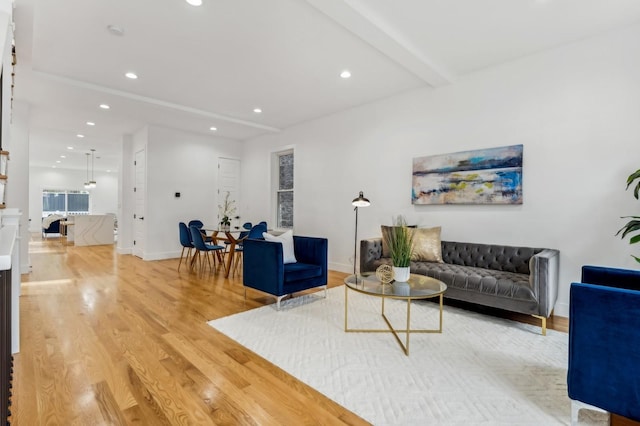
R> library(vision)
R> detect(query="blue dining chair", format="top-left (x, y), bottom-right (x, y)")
top-left (247, 222), bottom-right (268, 239)
top-left (188, 219), bottom-right (213, 242)
top-left (178, 222), bottom-right (193, 271)
top-left (189, 225), bottom-right (226, 272)
top-left (188, 219), bottom-right (203, 228)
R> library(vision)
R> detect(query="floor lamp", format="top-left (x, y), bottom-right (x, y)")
top-left (352, 191), bottom-right (371, 277)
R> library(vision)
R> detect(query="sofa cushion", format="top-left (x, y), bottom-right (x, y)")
top-left (411, 226), bottom-right (443, 263)
top-left (284, 262), bottom-right (322, 283)
top-left (380, 225), bottom-right (396, 258)
top-left (371, 258), bottom-right (535, 301)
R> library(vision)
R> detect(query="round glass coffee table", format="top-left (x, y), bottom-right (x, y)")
top-left (344, 272), bottom-right (447, 355)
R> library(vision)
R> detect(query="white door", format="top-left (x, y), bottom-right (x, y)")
top-left (133, 149), bottom-right (146, 258)
top-left (218, 158), bottom-right (240, 227)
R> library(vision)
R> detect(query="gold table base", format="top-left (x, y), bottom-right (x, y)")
top-left (344, 285), bottom-right (444, 356)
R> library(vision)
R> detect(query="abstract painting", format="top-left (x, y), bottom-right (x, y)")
top-left (412, 144), bottom-right (523, 205)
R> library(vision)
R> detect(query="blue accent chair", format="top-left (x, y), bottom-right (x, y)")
top-left (243, 235), bottom-right (328, 309)
top-left (189, 225), bottom-right (226, 272)
top-left (178, 222), bottom-right (193, 271)
top-left (567, 265), bottom-right (640, 423)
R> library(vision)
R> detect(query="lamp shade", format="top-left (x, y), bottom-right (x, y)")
top-left (352, 191), bottom-right (370, 207)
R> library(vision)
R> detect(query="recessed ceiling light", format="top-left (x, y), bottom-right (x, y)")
top-left (125, 72), bottom-right (138, 79)
top-left (77, 134), bottom-right (85, 138)
top-left (107, 25), bottom-right (124, 36)
top-left (56, 160), bottom-right (61, 163)
top-left (60, 155), bottom-right (66, 158)
top-left (86, 121), bottom-right (95, 126)
top-left (253, 108), bottom-right (262, 114)
top-left (107, 170), bottom-right (111, 173)
top-left (209, 126), bottom-right (217, 131)
top-left (52, 166), bottom-right (57, 168)
top-left (99, 104), bottom-right (110, 109)
top-left (67, 146), bottom-right (74, 150)
top-left (340, 70), bottom-right (351, 79)
top-left (186, 0), bottom-right (203, 5)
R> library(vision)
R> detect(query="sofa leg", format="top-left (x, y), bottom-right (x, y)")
top-left (531, 314), bottom-right (547, 336)
top-left (322, 285), bottom-right (327, 299)
top-left (276, 295), bottom-right (287, 311)
top-left (570, 400), bottom-right (608, 426)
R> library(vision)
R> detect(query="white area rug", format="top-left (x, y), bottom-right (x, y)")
top-left (208, 287), bottom-right (607, 425)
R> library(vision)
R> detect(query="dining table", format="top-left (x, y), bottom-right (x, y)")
top-left (202, 228), bottom-right (246, 278)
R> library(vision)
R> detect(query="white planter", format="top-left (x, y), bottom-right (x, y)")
top-left (393, 281), bottom-right (410, 296)
top-left (393, 266), bottom-right (410, 282)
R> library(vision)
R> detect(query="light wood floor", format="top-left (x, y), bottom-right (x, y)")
top-left (11, 235), bottom-right (633, 425)
top-left (13, 236), bottom-right (366, 425)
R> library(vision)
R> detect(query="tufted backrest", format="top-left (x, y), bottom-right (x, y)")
top-left (441, 241), bottom-right (542, 275)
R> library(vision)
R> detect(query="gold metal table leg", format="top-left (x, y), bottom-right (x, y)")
top-left (345, 285), bottom-right (444, 356)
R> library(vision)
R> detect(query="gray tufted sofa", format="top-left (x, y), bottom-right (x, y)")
top-left (360, 238), bottom-right (560, 334)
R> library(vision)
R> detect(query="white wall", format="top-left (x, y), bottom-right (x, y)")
top-left (241, 23), bottom-right (640, 317)
top-left (28, 167), bottom-right (119, 230)
top-left (129, 125), bottom-right (242, 260)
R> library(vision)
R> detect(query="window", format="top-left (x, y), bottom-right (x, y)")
top-left (42, 189), bottom-right (90, 217)
top-left (275, 151), bottom-right (294, 228)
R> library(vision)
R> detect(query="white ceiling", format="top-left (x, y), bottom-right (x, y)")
top-left (12, 0), bottom-right (640, 173)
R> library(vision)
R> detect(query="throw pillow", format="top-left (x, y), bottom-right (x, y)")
top-left (411, 226), bottom-right (443, 263)
top-left (263, 230), bottom-right (297, 264)
top-left (381, 225), bottom-right (393, 258)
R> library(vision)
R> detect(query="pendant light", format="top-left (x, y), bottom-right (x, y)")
top-left (88, 148), bottom-right (97, 188)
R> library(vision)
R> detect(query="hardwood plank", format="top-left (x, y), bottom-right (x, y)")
top-left (93, 382), bottom-right (132, 425)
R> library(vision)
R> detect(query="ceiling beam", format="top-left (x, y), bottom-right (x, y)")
top-left (33, 71), bottom-right (282, 133)
top-left (305, 0), bottom-right (453, 87)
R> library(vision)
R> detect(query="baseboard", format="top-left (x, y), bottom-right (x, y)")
top-left (116, 247), bottom-right (132, 255)
top-left (143, 251), bottom-right (180, 261)
top-left (554, 301), bottom-right (569, 318)
top-left (329, 262), bottom-right (352, 274)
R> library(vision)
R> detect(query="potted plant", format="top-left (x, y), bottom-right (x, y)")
top-left (383, 215), bottom-right (414, 281)
top-left (617, 168), bottom-right (640, 263)
top-left (218, 191), bottom-right (237, 231)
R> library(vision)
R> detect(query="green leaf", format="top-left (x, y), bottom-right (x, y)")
top-left (626, 169), bottom-right (640, 187)
top-left (626, 169), bottom-right (640, 199)
top-left (618, 222), bottom-right (640, 239)
top-left (620, 169), bottom-right (640, 259)
top-left (383, 216), bottom-right (414, 267)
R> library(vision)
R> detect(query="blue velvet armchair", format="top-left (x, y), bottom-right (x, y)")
top-left (42, 218), bottom-right (62, 239)
top-left (242, 236), bottom-right (328, 309)
top-left (567, 265), bottom-right (640, 423)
